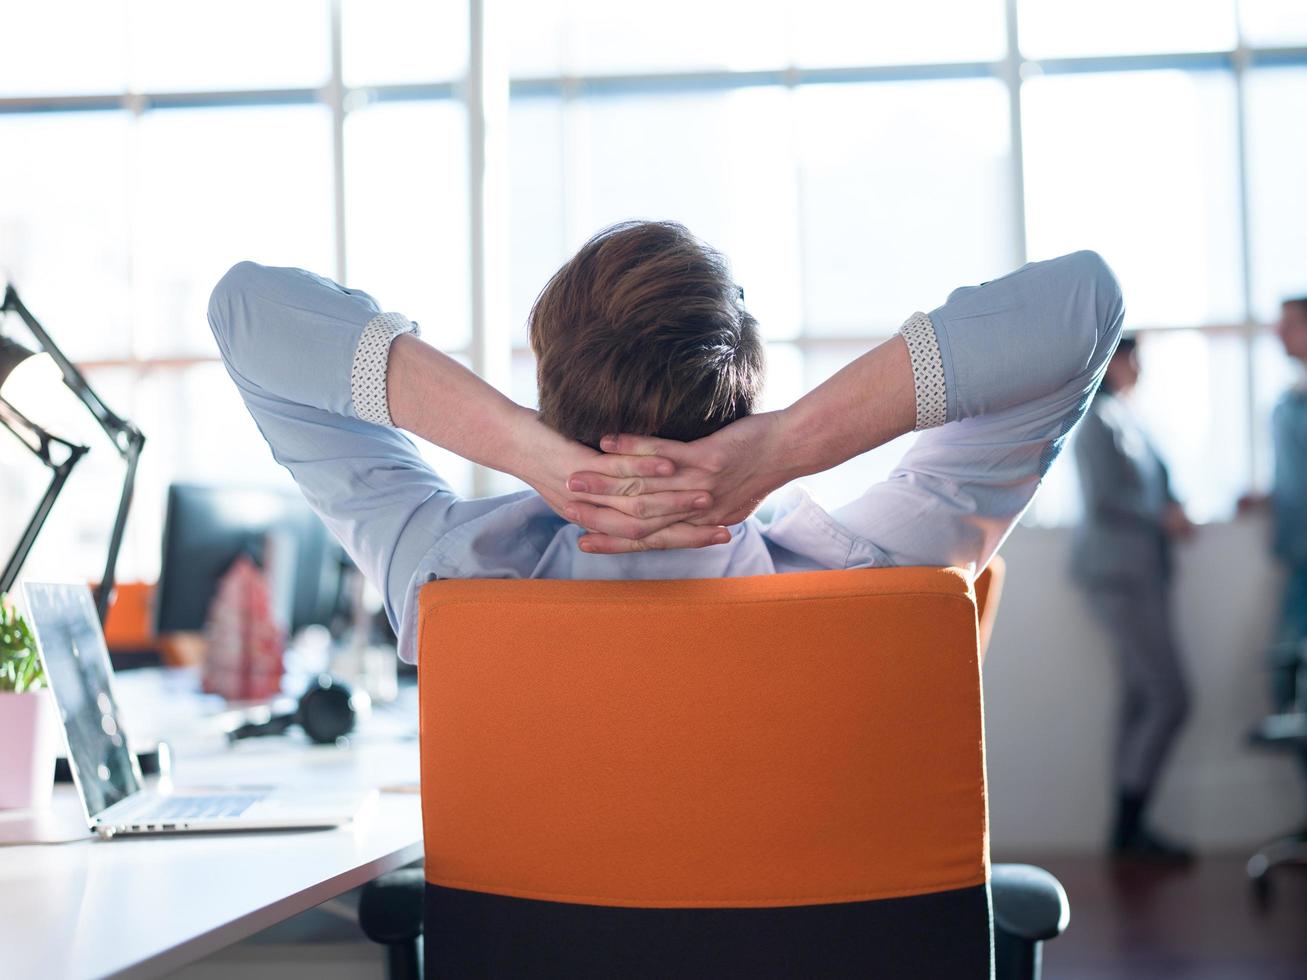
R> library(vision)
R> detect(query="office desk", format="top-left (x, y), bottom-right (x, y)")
top-left (0, 671), bottom-right (423, 980)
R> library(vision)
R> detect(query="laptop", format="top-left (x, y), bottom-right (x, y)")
top-left (22, 582), bottom-right (373, 839)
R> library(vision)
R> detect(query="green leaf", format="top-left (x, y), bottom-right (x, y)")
top-left (0, 594), bottom-right (44, 693)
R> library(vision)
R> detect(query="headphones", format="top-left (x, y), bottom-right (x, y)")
top-left (226, 674), bottom-right (362, 745)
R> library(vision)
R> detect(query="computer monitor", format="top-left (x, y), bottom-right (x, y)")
top-left (154, 484), bottom-right (345, 635)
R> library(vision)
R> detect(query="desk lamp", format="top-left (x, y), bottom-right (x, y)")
top-left (0, 285), bottom-right (146, 623)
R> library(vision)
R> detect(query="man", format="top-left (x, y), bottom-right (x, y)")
top-left (1071, 337), bottom-right (1195, 863)
top-left (1245, 297), bottom-right (1307, 813)
top-left (208, 220), bottom-right (1123, 667)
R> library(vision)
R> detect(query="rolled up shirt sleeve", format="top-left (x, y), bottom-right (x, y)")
top-left (207, 261), bottom-right (463, 656)
top-left (835, 250), bottom-right (1125, 572)
top-left (208, 261), bottom-right (417, 421)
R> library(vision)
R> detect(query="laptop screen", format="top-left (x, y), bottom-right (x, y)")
top-left (23, 583), bottom-right (142, 818)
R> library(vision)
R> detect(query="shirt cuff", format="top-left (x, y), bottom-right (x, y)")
top-left (351, 311), bottom-right (419, 427)
top-left (899, 311), bottom-right (948, 431)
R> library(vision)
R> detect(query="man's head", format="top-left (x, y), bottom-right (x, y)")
top-left (1104, 335), bottom-right (1140, 395)
top-left (528, 221), bottom-right (764, 448)
top-left (1278, 298), bottom-right (1307, 363)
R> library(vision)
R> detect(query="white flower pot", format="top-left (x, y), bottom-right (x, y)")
top-left (0, 689), bottom-right (59, 810)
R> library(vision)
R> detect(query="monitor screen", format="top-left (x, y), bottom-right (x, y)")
top-left (155, 484), bottom-right (344, 635)
top-left (23, 583), bottom-right (141, 818)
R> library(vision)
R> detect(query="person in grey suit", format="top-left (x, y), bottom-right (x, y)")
top-left (1072, 336), bottom-right (1195, 862)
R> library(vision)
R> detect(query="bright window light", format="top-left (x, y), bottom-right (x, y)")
top-left (0, 0), bottom-right (128, 96)
top-left (4, 0), bottom-right (1305, 558)
top-left (341, 0), bottom-right (467, 87)
top-left (1129, 329), bottom-right (1251, 521)
top-left (1018, 0), bottom-right (1236, 59)
top-left (0, 111), bottom-right (132, 360)
top-left (1252, 332), bottom-right (1303, 490)
top-left (127, 0), bottom-right (329, 93)
top-left (1023, 69), bottom-right (1242, 327)
top-left (794, 0), bottom-right (1006, 67)
top-left (344, 100), bottom-right (471, 351)
top-left (563, 87), bottom-right (803, 342)
top-left (1245, 67), bottom-right (1307, 321)
top-left (131, 106), bottom-right (335, 358)
top-left (1240, 0), bottom-right (1307, 46)
top-left (797, 78), bottom-right (1014, 334)
top-left (508, 98), bottom-right (568, 344)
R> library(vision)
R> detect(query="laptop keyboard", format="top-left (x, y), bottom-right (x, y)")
top-left (148, 794), bottom-right (263, 821)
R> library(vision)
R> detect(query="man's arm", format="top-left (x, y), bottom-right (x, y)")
top-left (207, 261), bottom-right (492, 641)
top-left (208, 262), bottom-right (723, 638)
top-left (569, 251), bottom-right (1123, 569)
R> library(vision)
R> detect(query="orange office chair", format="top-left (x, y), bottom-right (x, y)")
top-left (362, 560), bottom-right (1068, 979)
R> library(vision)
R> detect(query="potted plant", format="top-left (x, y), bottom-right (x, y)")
top-left (0, 596), bottom-right (58, 809)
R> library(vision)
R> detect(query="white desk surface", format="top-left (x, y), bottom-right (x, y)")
top-left (0, 670), bottom-right (424, 980)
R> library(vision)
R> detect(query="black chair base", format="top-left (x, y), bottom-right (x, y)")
top-left (1247, 835), bottom-right (1307, 906)
top-left (359, 867), bottom-right (425, 980)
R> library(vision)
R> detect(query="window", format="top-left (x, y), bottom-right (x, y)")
top-left (132, 106), bottom-right (336, 357)
top-left (1129, 330), bottom-right (1251, 521)
top-left (1245, 67), bottom-right (1307, 322)
top-left (1018, 0), bottom-right (1236, 58)
top-left (793, 0), bottom-right (1005, 67)
top-left (1240, 0), bottom-right (1307, 46)
top-left (1023, 69), bottom-right (1242, 328)
top-left (797, 78), bottom-right (1013, 336)
top-left (341, 0), bottom-right (465, 86)
top-left (345, 100), bottom-right (470, 350)
top-left (2, 1), bottom-right (1304, 584)
top-left (0, 1), bottom-right (129, 96)
top-left (1252, 331), bottom-right (1301, 490)
top-left (0, 111), bottom-right (131, 359)
top-left (128, 0), bottom-right (329, 93)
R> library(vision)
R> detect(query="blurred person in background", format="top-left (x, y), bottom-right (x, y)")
top-left (1072, 336), bottom-right (1196, 863)
top-left (1241, 296), bottom-right (1307, 827)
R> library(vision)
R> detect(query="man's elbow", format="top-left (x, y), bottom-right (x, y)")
top-left (208, 259), bottom-right (265, 325)
top-left (210, 257), bottom-right (267, 310)
top-left (207, 261), bottom-right (265, 360)
top-left (1067, 250), bottom-right (1125, 341)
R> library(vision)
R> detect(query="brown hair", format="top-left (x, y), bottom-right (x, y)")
top-left (528, 221), bottom-right (764, 448)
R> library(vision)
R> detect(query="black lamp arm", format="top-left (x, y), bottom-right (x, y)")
top-left (0, 397), bottom-right (89, 598)
top-left (96, 425), bottom-right (144, 623)
top-left (1, 286), bottom-right (146, 622)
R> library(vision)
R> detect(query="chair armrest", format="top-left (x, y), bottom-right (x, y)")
top-left (992, 863), bottom-right (1070, 942)
top-left (359, 867), bottom-right (425, 945)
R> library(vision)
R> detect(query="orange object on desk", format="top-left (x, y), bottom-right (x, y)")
top-left (100, 581), bottom-right (155, 652)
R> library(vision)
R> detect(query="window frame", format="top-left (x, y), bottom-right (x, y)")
top-left (2, 0), bottom-right (1305, 507)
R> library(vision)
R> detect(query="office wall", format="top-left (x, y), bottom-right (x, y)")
top-left (984, 513), bottom-right (1301, 854)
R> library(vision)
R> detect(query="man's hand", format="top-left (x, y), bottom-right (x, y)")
top-left (506, 408), bottom-right (731, 551)
top-left (562, 412), bottom-right (793, 554)
top-left (385, 335), bottom-right (731, 550)
top-left (1162, 501), bottom-right (1197, 540)
top-left (1237, 492), bottom-right (1270, 515)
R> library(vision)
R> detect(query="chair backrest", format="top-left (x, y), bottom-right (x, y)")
top-left (976, 555), bottom-right (1006, 662)
top-left (417, 565), bottom-right (996, 978)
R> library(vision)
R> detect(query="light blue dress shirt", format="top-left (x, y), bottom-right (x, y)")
top-left (207, 250), bottom-right (1123, 663)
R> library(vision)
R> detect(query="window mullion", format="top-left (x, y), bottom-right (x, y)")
top-left (466, 0), bottom-right (510, 497)
top-left (1232, 3), bottom-right (1262, 489)
top-left (1003, 0), bottom-right (1028, 269)
top-left (328, 0), bottom-right (348, 283)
